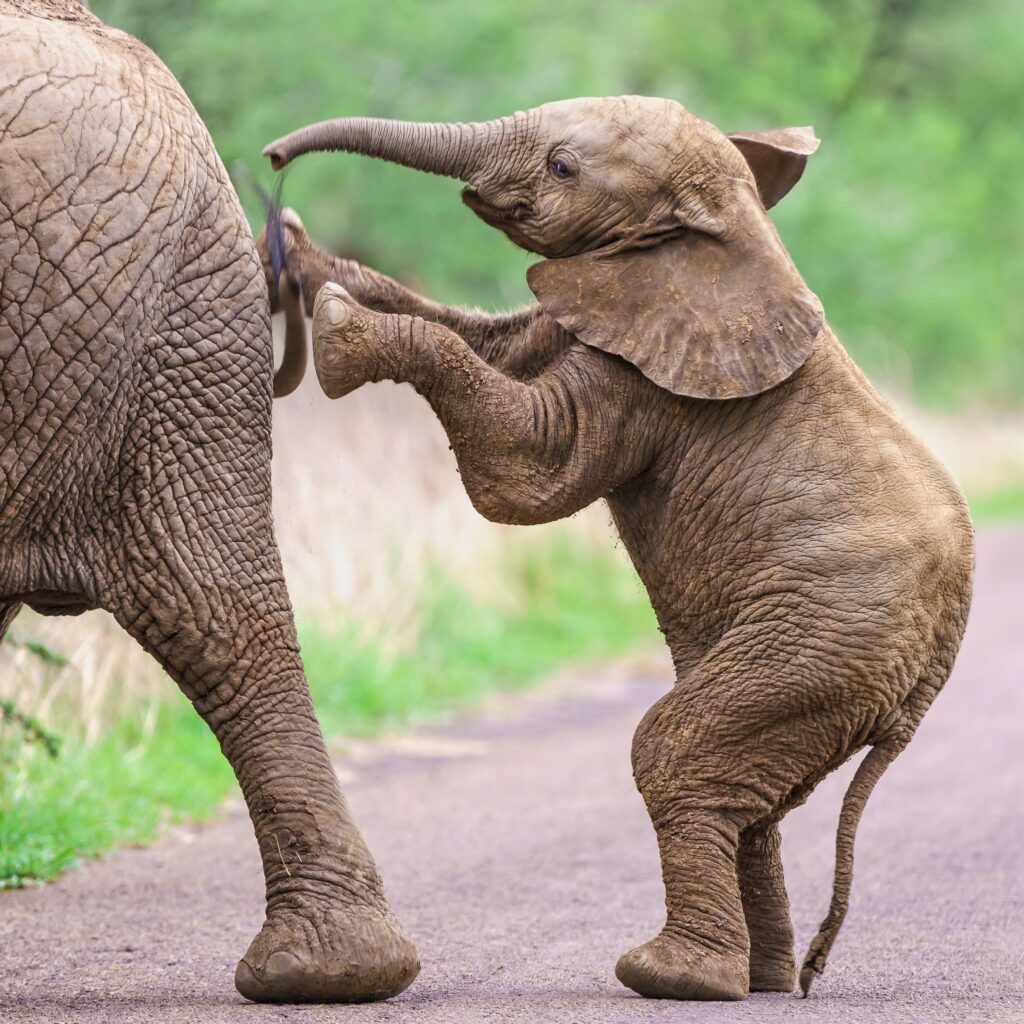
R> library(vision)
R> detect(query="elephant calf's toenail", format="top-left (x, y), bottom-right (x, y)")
top-left (264, 950), bottom-right (305, 982)
top-left (323, 296), bottom-right (350, 328)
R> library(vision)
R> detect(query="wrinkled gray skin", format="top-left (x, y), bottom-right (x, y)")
top-left (0, 0), bottom-right (418, 1004)
top-left (264, 96), bottom-right (974, 1001)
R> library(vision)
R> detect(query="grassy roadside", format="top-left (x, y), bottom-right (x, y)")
top-left (302, 534), bottom-right (658, 736)
top-left (0, 706), bottom-right (233, 887)
top-left (0, 535), bottom-right (656, 887)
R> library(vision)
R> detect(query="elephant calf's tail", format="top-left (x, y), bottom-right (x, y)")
top-left (799, 739), bottom-right (904, 996)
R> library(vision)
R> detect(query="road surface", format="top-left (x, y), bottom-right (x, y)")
top-left (1, 527), bottom-right (1022, 1023)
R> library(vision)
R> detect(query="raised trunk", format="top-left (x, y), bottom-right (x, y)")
top-left (263, 114), bottom-right (518, 179)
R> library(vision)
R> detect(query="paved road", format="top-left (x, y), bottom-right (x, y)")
top-left (2, 528), bottom-right (1022, 1024)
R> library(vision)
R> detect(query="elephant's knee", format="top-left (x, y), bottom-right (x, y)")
top-left (630, 693), bottom-right (696, 811)
top-left (631, 689), bottom-right (755, 828)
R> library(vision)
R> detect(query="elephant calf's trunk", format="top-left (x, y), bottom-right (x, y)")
top-left (262, 115), bottom-right (518, 180)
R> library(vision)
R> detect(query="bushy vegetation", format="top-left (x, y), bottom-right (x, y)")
top-left (94, 0), bottom-right (1024, 407)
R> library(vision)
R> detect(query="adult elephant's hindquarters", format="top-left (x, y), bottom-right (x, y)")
top-left (0, 0), bottom-right (417, 1003)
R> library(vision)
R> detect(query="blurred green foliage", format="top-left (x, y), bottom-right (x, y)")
top-left (301, 533), bottom-right (657, 736)
top-left (968, 478), bottom-right (1024, 523)
top-left (93, 0), bottom-right (1022, 408)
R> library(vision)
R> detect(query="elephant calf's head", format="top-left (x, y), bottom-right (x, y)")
top-left (264, 96), bottom-right (825, 400)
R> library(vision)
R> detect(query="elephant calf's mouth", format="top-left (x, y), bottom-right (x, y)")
top-left (461, 188), bottom-right (533, 222)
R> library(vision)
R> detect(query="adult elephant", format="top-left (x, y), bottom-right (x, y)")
top-left (0, 0), bottom-right (417, 1003)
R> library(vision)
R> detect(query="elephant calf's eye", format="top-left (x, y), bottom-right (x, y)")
top-left (549, 156), bottom-right (575, 180)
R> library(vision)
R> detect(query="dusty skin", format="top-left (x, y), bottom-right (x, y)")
top-left (0, 0), bottom-right (417, 1002)
top-left (264, 95), bottom-right (974, 1000)
top-left (0, 527), bottom-right (1019, 1024)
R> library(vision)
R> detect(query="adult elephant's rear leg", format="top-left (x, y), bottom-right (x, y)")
top-left (0, 602), bottom-right (20, 642)
top-left (738, 822), bottom-right (796, 992)
top-left (104, 512), bottom-right (418, 1002)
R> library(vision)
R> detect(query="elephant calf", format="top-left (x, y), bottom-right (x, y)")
top-left (263, 96), bottom-right (974, 1000)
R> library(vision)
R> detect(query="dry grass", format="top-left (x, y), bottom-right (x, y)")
top-left (270, 368), bottom-right (615, 639)
top-left (897, 401), bottom-right (1024, 500)
top-left (1, 613), bottom-right (166, 745)
top-left (0, 345), bottom-right (618, 741)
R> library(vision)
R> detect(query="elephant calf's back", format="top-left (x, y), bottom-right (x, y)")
top-left (760, 333), bottom-right (975, 703)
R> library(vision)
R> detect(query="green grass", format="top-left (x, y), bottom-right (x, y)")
top-left (0, 537), bottom-right (656, 886)
top-left (0, 703), bottom-right (232, 887)
top-left (968, 479), bottom-right (1024, 524)
top-left (301, 535), bottom-right (658, 736)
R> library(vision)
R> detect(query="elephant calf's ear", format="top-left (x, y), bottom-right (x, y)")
top-left (527, 177), bottom-right (824, 401)
top-left (727, 126), bottom-right (819, 209)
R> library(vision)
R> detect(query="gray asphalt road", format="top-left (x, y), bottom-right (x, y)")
top-left (2, 527), bottom-right (1022, 1024)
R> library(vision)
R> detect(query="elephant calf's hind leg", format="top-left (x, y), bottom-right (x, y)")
top-left (615, 813), bottom-right (750, 1001)
top-left (738, 822), bottom-right (797, 992)
top-left (617, 692), bottom-right (751, 1001)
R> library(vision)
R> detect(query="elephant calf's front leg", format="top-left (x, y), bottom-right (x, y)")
top-left (311, 284), bottom-right (390, 398)
top-left (312, 284), bottom-right (652, 526)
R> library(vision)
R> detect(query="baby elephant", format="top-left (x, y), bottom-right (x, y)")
top-left (263, 97), bottom-right (974, 1000)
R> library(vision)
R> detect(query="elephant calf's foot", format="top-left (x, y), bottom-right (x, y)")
top-left (748, 950), bottom-right (797, 993)
top-left (312, 282), bottom-right (388, 399)
top-left (615, 932), bottom-right (748, 1001)
top-left (234, 903), bottom-right (419, 1003)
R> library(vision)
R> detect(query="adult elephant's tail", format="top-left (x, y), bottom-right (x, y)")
top-left (271, 267), bottom-right (307, 397)
top-left (798, 738), bottom-right (905, 995)
top-left (252, 175), bottom-right (308, 397)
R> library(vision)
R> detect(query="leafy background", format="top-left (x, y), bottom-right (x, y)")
top-left (96, 0), bottom-right (1024, 407)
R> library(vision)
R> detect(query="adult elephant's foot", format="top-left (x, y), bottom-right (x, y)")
top-left (234, 903), bottom-right (420, 1003)
top-left (615, 932), bottom-right (748, 1001)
